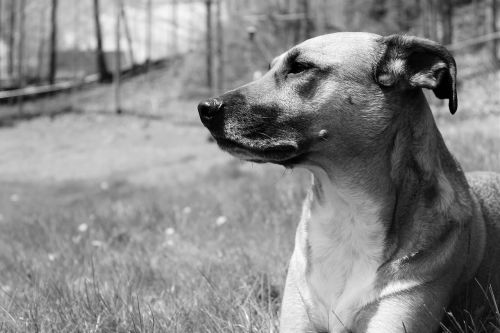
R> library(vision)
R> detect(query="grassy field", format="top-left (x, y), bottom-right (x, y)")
top-left (0, 162), bottom-right (307, 332)
top-left (0, 115), bottom-right (498, 332)
top-left (0, 58), bottom-right (499, 332)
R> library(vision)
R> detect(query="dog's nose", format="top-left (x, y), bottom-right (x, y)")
top-left (198, 98), bottom-right (223, 123)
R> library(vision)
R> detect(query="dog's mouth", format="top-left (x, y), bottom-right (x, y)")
top-left (213, 136), bottom-right (306, 164)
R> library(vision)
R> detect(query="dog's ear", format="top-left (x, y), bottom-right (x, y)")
top-left (375, 34), bottom-right (458, 114)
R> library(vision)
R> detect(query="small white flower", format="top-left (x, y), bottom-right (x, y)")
top-left (10, 194), bottom-right (19, 202)
top-left (166, 240), bottom-right (174, 247)
top-left (48, 253), bottom-right (57, 261)
top-left (91, 240), bottom-right (104, 247)
top-left (182, 206), bottom-right (192, 214)
top-left (78, 223), bottom-right (88, 232)
top-left (215, 216), bottom-right (227, 226)
top-left (100, 182), bottom-right (109, 191)
top-left (165, 227), bottom-right (175, 236)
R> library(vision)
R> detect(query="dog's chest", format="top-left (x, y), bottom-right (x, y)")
top-left (304, 197), bottom-right (385, 331)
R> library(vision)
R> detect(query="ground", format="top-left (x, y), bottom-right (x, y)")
top-left (0, 57), bottom-right (499, 332)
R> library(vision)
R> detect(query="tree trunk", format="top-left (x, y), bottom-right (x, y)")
top-left (17, 0), bottom-right (25, 86)
top-left (429, 0), bottom-right (438, 41)
top-left (48, 0), bottom-right (58, 84)
top-left (114, 0), bottom-right (122, 114)
top-left (206, 0), bottom-right (214, 94)
top-left (292, 0), bottom-right (301, 44)
top-left (440, 0), bottom-right (453, 45)
top-left (7, 0), bottom-right (15, 78)
top-left (17, 0), bottom-right (25, 112)
top-left (216, 0), bottom-right (224, 92)
top-left (417, 0), bottom-right (426, 38)
top-left (301, 0), bottom-right (312, 40)
top-left (92, 0), bottom-right (111, 82)
top-left (71, 1), bottom-right (81, 79)
top-left (315, 0), bottom-right (327, 35)
top-left (36, 7), bottom-right (46, 81)
top-left (189, 2), bottom-right (196, 51)
top-left (473, 0), bottom-right (482, 35)
top-left (146, 0), bottom-right (152, 64)
top-left (120, 4), bottom-right (135, 66)
top-left (491, 0), bottom-right (499, 64)
top-left (0, 0), bottom-right (3, 82)
top-left (171, 0), bottom-right (178, 54)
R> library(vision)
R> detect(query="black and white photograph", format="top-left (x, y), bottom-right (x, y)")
top-left (0, 0), bottom-right (499, 332)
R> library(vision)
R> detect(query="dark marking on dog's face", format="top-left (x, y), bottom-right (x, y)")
top-left (199, 33), bottom-right (404, 168)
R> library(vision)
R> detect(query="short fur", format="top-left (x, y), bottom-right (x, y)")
top-left (198, 32), bottom-right (500, 332)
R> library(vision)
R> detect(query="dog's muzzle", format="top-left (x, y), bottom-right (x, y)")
top-left (197, 94), bottom-right (307, 165)
top-left (198, 98), bottom-right (224, 128)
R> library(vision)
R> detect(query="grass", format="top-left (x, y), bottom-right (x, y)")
top-left (0, 111), bottom-right (498, 332)
top-left (0, 54), bottom-right (498, 332)
top-left (0, 162), bottom-right (309, 332)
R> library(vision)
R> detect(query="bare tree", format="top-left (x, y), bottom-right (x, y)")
top-left (315, 0), bottom-right (328, 35)
top-left (120, 3), bottom-right (135, 66)
top-left (48, 0), bottom-right (58, 84)
top-left (17, 0), bottom-right (25, 112)
top-left (114, 0), bottom-right (122, 114)
top-left (489, 0), bottom-right (499, 64)
top-left (429, 0), bottom-right (438, 41)
top-left (36, 6), bottom-right (47, 80)
top-left (7, 0), bottom-right (15, 78)
top-left (440, 0), bottom-right (453, 45)
top-left (206, 0), bottom-right (214, 94)
top-left (146, 0), bottom-right (152, 64)
top-left (0, 0), bottom-right (3, 82)
top-left (17, 0), bottom-right (25, 86)
top-left (216, 0), bottom-right (223, 92)
top-left (301, 0), bottom-right (312, 40)
top-left (473, 0), bottom-right (483, 36)
top-left (92, 0), bottom-right (112, 82)
top-left (171, 0), bottom-right (178, 55)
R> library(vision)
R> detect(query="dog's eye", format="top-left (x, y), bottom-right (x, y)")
top-left (288, 62), bottom-right (311, 76)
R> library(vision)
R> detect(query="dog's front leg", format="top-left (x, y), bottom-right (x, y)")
top-left (280, 252), bottom-right (317, 333)
top-left (353, 283), bottom-right (451, 333)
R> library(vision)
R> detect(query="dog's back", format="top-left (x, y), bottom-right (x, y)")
top-left (467, 171), bottom-right (500, 274)
top-left (450, 172), bottom-right (500, 322)
top-left (467, 172), bottom-right (500, 259)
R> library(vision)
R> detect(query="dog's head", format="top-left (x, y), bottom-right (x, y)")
top-left (198, 33), bottom-right (457, 168)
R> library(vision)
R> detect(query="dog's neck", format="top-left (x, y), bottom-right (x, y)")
top-left (303, 165), bottom-right (387, 330)
top-left (309, 166), bottom-right (387, 219)
top-left (303, 92), bottom-right (471, 260)
top-left (389, 94), bottom-right (468, 217)
top-left (306, 166), bottom-right (389, 257)
top-left (304, 137), bottom-right (396, 233)
top-left (383, 94), bottom-right (474, 260)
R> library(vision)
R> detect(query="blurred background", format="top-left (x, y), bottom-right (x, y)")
top-left (0, 1), bottom-right (499, 332)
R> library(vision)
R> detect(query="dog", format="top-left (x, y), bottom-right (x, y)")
top-left (197, 32), bottom-right (500, 332)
